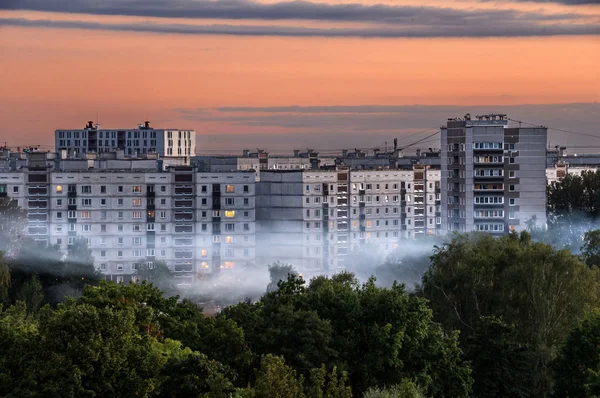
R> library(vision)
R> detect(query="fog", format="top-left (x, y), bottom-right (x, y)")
top-left (3, 215), bottom-right (599, 309)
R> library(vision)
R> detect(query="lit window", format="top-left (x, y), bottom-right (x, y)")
top-left (224, 210), bottom-right (235, 218)
top-left (225, 236), bottom-right (234, 243)
top-left (224, 261), bottom-right (235, 269)
top-left (201, 249), bottom-right (208, 257)
top-left (366, 220), bottom-right (372, 228)
top-left (132, 198), bottom-right (142, 206)
top-left (132, 211), bottom-right (142, 219)
top-left (201, 261), bottom-right (209, 269)
top-left (226, 185), bottom-right (235, 193)
top-left (132, 185), bottom-right (142, 193)
top-left (56, 185), bottom-right (63, 193)
top-left (80, 211), bottom-right (91, 219)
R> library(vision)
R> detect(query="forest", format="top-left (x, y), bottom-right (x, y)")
top-left (0, 171), bottom-right (599, 397)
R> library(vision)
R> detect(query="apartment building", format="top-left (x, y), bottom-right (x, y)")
top-left (256, 165), bottom-right (441, 275)
top-left (55, 121), bottom-right (195, 158)
top-left (441, 113), bottom-right (547, 234)
top-left (0, 154), bottom-right (255, 285)
top-left (546, 161), bottom-right (598, 185)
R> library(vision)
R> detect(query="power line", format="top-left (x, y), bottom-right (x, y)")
top-left (508, 118), bottom-right (600, 140)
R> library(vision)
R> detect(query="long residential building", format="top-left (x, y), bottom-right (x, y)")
top-left (0, 150), bottom-right (442, 281)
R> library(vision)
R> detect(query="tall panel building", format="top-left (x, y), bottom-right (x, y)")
top-left (441, 114), bottom-right (547, 234)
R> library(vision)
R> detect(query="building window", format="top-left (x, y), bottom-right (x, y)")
top-left (80, 211), bottom-right (91, 219)
top-left (133, 224), bottom-right (142, 232)
top-left (509, 171), bottom-right (516, 178)
top-left (226, 185), bottom-right (235, 193)
top-left (225, 210), bottom-right (235, 218)
top-left (132, 185), bottom-right (142, 193)
top-left (244, 198), bottom-right (249, 206)
top-left (509, 198), bottom-right (516, 206)
top-left (101, 224), bottom-right (107, 232)
top-left (243, 185), bottom-right (249, 193)
top-left (118, 198), bottom-right (124, 206)
top-left (201, 249), bottom-right (208, 257)
top-left (226, 198), bottom-right (234, 205)
top-left (509, 184), bottom-right (516, 192)
top-left (100, 186), bottom-right (106, 194)
top-left (81, 185), bottom-right (91, 194)
top-left (132, 198), bottom-right (142, 206)
top-left (132, 211), bottom-right (142, 219)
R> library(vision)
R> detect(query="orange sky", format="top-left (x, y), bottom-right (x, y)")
top-left (0, 1), bottom-right (598, 151)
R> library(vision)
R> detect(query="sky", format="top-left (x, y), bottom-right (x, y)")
top-left (0, 0), bottom-right (599, 153)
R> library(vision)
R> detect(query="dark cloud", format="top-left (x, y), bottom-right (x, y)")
top-left (1, 16), bottom-right (598, 37)
top-left (179, 103), bottom-right (600, 151)
top-left (0, 0), bottom-right (594, 26)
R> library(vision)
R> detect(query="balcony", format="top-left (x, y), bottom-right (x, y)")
top-left (474, 156), bottom-right (504, 165)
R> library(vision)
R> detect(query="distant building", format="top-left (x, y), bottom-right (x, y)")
top-left (55, 121), bottom-right (195, 158)
top-left (441, 113), bottom-right (547, 234)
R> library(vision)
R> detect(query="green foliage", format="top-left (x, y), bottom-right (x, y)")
top-left (553, 309), bottom-right (600, 398)
top-left (136, 260), bottom-right (177, 296)
top-left (582, 230), bottom-right (600, 267)
top-left (14, 275), bottom-right (44, 314)
top-left (160, 299), bottom-right (253, 386)
top-left (254, 354), bottom-right (305, 398)
top-left (545, 170), bottom-right (600, 251)
top-left (267, 261), bottom-right (298, 293)
top-left (362, 379), bottom-right (425, 398)
top-left (225, 272), bottom-right (472, 397)
top-left (466, 316), bottom-right (533, 398)
top-left (156, 351), bottom-right (236, 398)
top-left (421, 232), bottom-right (600, 397)
top-left (9, 239), bottom-right (101, 305)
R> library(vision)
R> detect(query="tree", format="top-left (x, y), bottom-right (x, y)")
top-left (420, 232), bottom-right (600, 397)
top-left (581, 230), bottom-right (600, 268)
top-left (553, 309), bottom-right (600, 398)
top-left (254, 355), bottom-right (305, 398)
top-left (546, 170), bottom-right (600, 251)
top-left (135, 260), bottom-right (177, 296)
top-left (161, 299), bottom-right (253, 386)
top-left (157, 351), bottom-right (236, 398)
top-left (225, 273), bottom-right (472, 397)
top-left (466, 316), bottom-right (533, 398)
top-left (0, 197), bottom-right (27, 256)
top-left (266, 261), bottom-right (298, 293)
top-left (14, 275), bottom-right (44, 314)
top-left (363, 379), bottom-right (425, 398)
top-left (0, 301), bottom-right (39, 397)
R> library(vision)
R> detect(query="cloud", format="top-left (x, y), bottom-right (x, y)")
top-left (0, 0), bottom-right (577, 23)
top-left (479, 0), bottom-right (599, 5)
top-left (1, 0), bottom-right (598, 38)
top-left (1, 16), bottom-right (598, 38)
top-left (179, 103), bottom-right (600, 151)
